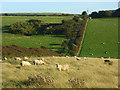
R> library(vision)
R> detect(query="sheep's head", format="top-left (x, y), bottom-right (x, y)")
top-left (56, 64), bottom-right (59, 68)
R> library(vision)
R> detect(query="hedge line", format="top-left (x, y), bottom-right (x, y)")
top-left (61, 17), bottom-right (88, 56)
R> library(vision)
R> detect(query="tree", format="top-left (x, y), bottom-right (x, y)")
top-left (82, 11), bottom-right (87, 16)
top-left (89, 11), bottom-right (98, 18)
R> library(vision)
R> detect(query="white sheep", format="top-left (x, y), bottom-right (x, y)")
top-left (2, 57), bottom-right (7, 60)
top-left (14, 57), bottom-right (21, 60)
top-left (74, 56), bottom-right (77, 58)
top-left (24, 57), bottom-right (29, 60)
top-left (41, 58), bottom-right (45, 61)
top-left (66, 56), bottom-right (69, 58)
top-left (101, 57), bottom-right (104, 59)
top-left (20, 61), bottom-right (31, 66)
top-left (76, 57), bottom-right (81, 60)
top-left (56, 64), bottom-right (69, 71)
top-left (33, 60), bottom-right (45, 65)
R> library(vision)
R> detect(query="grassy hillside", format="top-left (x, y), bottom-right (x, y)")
top-left (2, 57), bottom-right (118, 88)
top-left (79, 18), bottom-right (118, 58)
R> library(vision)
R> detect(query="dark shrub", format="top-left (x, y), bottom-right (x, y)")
top-left (68, 78), bottom-right (86, 88)
top-left (24, 73), bottom-right (54, 88)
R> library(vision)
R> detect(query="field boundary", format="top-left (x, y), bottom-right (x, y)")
top-left (77, 19), bottom-right (88, 56)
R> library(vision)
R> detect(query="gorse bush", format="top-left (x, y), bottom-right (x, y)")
top-left (68, 78), bottom-right (86, 88)
top-left (8, 18), bottom-right (76, 36)
top-left (26, 73), bottom-right (54, 88)
top-left (8, 20), bottom-right (43, 36)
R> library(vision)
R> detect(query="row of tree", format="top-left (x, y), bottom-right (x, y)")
top-left (61, 16), bottom-right (88, 56)
top-left (89, 8), bottom-right (120, 18)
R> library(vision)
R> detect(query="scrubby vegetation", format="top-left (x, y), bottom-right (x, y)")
top-left (2, 45), bottom-right (59, 57)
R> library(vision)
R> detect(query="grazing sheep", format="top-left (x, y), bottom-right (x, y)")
top-left (76, 57), bottom-right (81, 61)
top-left (2, 57), bottom-right (7, 60)
top-left (101, 42), bottom-right (105, 45)
top-left (24, 57), bottom-right (29, 60)
top-left (89, 17), bottom-right (92, 20)
top-left (14, 57), bottom-right (21, 60)
top-left (33, 60), bottom-right (45, 65)
top-left (20, 61), bottom-right (31, 66)
top-left (101, 57), bottom-right (104, 59)
top-left (41, 58), bottom-right (45, 61)
top-left (91, 53), bottom-right (93, 56)
top-left (56, 64), bottom-right (69, 71)
top-left (74, 56), bottom-right (77, 58)
top-left (105, 51), bottom-right (108, 54)
top-left (89, 48), bottom-right (92, 50)
top-left (66, 56), bottom-right (69, 58)
top-left (104, 60), bottom-right (113, 65)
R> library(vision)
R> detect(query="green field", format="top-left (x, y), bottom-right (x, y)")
top-left (2, 16), bottom-right (73, 52)
top-left (79, 18), bottom-right (118, 58)
top-left (2, 16), bottom-right (73, 26)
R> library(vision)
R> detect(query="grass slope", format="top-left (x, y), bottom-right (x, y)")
top-left (79, 18), bottom-right (118, 58)
top-left (2, 57), bottom-right (118, 88)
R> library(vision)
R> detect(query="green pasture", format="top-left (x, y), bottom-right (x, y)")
top-left (2, 16), bottom-right (72, 52)
top-left (79, 18), bottom-right (118, 58)
top-left (2, 16), bottom-right (73, 26)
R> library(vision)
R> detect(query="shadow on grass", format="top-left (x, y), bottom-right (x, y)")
top-left (49, 44), bottom-right (61, 45)
top-left (2, 25), bottom-right (10, 33)
top-left (16, 66), bottom-right (21, 69)
top-left (51, 35), bottom-right (67, 38)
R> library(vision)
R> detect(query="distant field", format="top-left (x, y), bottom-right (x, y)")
top-left (2, 16), bottom-right (73, 26)
top-left (2, 57), bottom-right (118, 88)
top-left (2, 16), bottom-right (72, 52)
top-left (79, 18), bottom-right (118, 58)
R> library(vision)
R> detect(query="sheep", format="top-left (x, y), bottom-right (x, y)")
top-left (14, 57), bottom-right (21, 60)
top-left (104, 60), bottom-right (113, 65)
top-left (66, 56), bottom-right (69, 58)
top-left (76, 57), bottom-right (81, 61)
top-left (91, 53), bottom-right (93, 56)
top-left (105, 51), bottom-right (108, 54)
top-left (23, 57), bottom-right (29, 60)
top-left (74, 56), bottom-right (77, 58)
top-left (33, 60), bottom-right (45, 65)
top-left (101, 57), bottom-right (104, 59)
top-left (56, 64), bottom-right (69, 71)
top-left (41, 58), bottom-right (45, 61)
top-left (101, 42), bottom-right (105, 45)
top-left (89, 17), bottom-right (92, 20)
top-left (20, 61), bottom-right (31, 66)
top-left (2, 57), bottom-right (7, 60)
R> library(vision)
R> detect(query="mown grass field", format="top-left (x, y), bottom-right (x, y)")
top-left (2, 57), bottom-right (118, 88)
top-left (2, 16), bottom-right (73, 52)
top-left (79, 18), bottom-right (118, 58)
